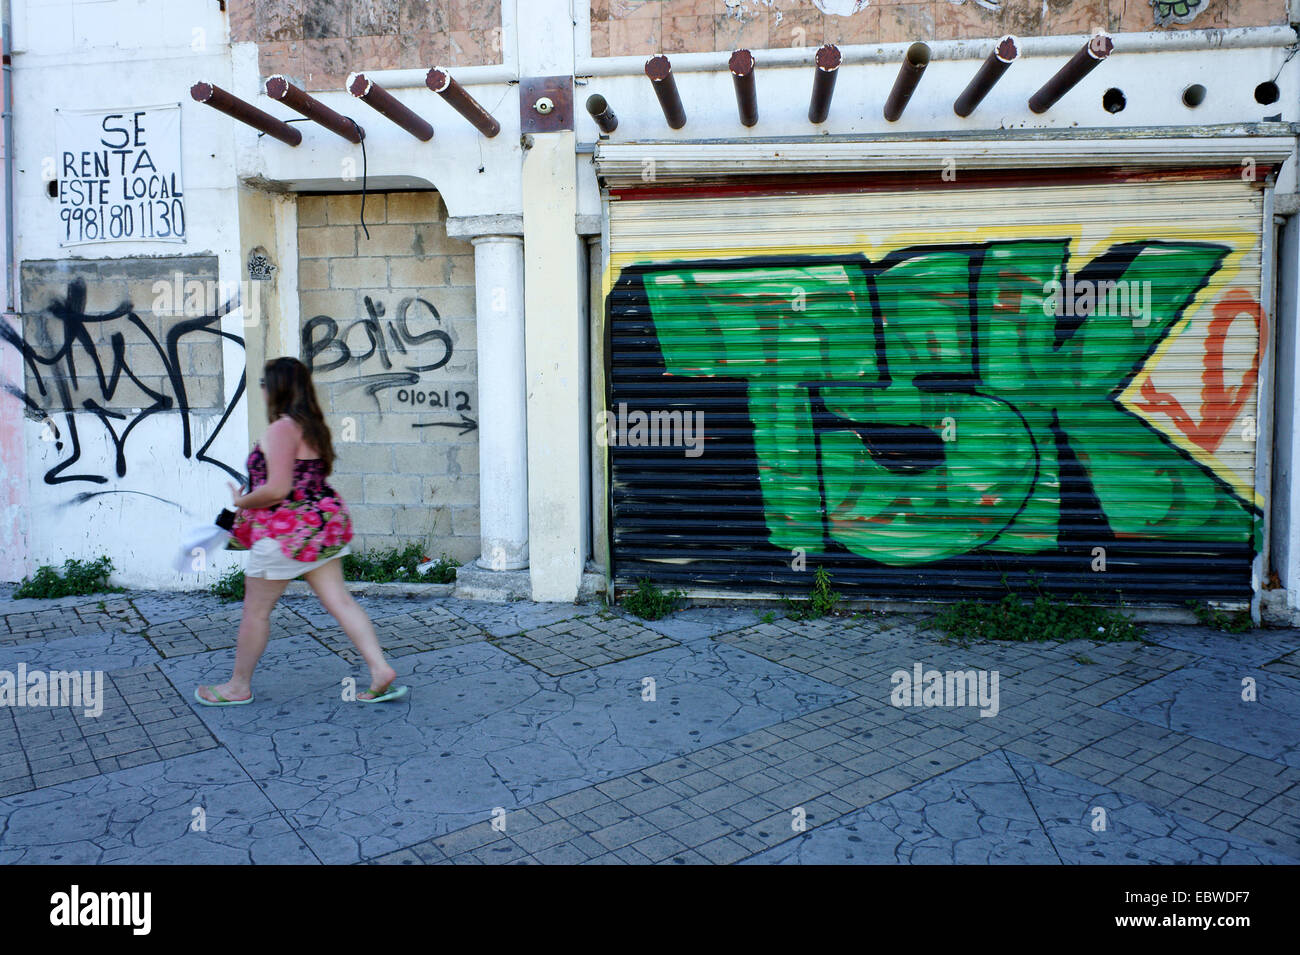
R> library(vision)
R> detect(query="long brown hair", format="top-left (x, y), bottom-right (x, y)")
top-left (262, 357), bottom-right (336, 474)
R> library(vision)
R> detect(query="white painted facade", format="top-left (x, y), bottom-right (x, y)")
top-left (1, 0), bottom-right (246, 588)
top-left (3, 0), bottom-right (1300, 613)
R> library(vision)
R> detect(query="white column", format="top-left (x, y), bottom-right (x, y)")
top-left (471, 234), bottom-right (529, 571)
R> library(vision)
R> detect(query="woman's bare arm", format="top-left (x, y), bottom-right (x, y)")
top-left (234, 417), bottom-right (300, 509)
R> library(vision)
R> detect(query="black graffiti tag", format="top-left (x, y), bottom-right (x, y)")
top-left (302, 295), bottom-right (452, 375)
top-left (0, 277), bottom-right (245, 486)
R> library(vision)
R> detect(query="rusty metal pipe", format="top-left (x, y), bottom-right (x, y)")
top-left (883, 42), bottom-right (930, 122)
top-left (808, 44), bottom-right (840, 124)
top-left (425, 67), bottom-right (501, 137)
top-left (347, 72), bottom-right (433, 141)
top-left (645, 55), bottom-right (687, 130)
top-left (190, 81), bottom-right (302, 146)
top-left (730, 49), bottom-right (758, 127)
top-left (586, 94), bottom-right (618, 134)
top-left (265, 75), bottom-right (363, 143)
top-left (1028, 33), bottom-right (1114, 114)
top-left (954, 35), bottom-right (1019, 118)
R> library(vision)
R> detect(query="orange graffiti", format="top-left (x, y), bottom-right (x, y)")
top-left (1135, 289), bottom-right (1262, 454)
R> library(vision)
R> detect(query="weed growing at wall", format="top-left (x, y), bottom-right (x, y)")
top-left (937, 580), bottom-right (1144, 645)
top-left (209, 565), bottom-right (245, 603)
top-left (783, 567), bottom-right (842, 621)
top-left (1186, 600), bottom-right (1253, 633)
top-left (342, 544), bottom-right (459, 584)
top-left (621, 579), bottom-right (686, 620)
top-left (13, 557), bottom-right (122, 599)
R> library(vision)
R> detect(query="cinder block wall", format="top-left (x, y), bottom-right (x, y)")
top-left (20, 256), bottom-right (224, 415)
top-left (297, 192), bottom-right (479, 564)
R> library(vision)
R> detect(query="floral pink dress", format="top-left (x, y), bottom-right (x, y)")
top-left (226, 443), bottom-right (353, 563)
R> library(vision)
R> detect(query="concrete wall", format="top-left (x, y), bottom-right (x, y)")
top-left (2, 0), bottom-right (1300, 610)
top-left (0, 0), bottom-right (248, 588)
top-left (297, 191), bottom-right (480, 563)
top-left (591, 0), bottom-right (1290, 56)
top-left (19, 256), bottom-right (225, 416)
top-left (229, 0), bottom-right (506, 88)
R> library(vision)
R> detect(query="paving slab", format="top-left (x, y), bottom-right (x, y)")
top-left (7, 586), bottom-right (1300, 865)
top-left (1, 628), bottom-right (161, 672)
top-left (1007, 751), bottom-right (1298, 864)
top-left (157, 632), bottom-right (850, 863)
top-left (1103, 657), bottom-right (1300, 768)
top-left (0, 663), bottom-right (218, 798)
top-left (279, 593), bottom-right (441, 631)
top-left (0, 747), bottom-right (317, 864)
top-left (1140, 626), bottom-right (1300, 667)
top-left (744, 750), bottom-right (1295, 865)
top-left (440, 599), bottom-right (600, 638)
top-left (742, 750), bottom-right (1058, 864)
top-left (489, 611), bottom-right (678, 674)
top-left (1263, 648), bottom-right (1300, 682)
top-left (634, 607), bottom-right (772, 643)
top-left (308, 605), bottom-right (489, 663)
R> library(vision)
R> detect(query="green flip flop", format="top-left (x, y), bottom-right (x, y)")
top-left (357, 682), bottom-right (409, 703)
top-left (194, 685), bottom-right (254, 706)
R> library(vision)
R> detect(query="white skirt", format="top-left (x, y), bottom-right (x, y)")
top-left (244, 537), bottom-right (351, 580)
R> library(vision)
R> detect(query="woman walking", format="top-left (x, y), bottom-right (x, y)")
top-left (195, 357), bottom-right (407, 705)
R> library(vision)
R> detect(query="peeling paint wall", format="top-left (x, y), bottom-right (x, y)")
top-left (0, 0), bottom-right (246, 586)
top-left (590, 1), bottom-right (1289, 57)
top-left (0, 314), bottom-right (27, 582)
top-left (228, 0), bottom-right (506, 91)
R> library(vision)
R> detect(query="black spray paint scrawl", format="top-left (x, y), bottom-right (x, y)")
top-left (1, 276), bottom-right (245, 492)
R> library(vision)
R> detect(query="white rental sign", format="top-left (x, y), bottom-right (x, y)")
top-left (55, 103), bottom-right (186, 245)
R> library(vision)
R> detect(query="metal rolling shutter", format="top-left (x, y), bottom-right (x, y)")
top-left (603, 171), bottom-right (1269, 601)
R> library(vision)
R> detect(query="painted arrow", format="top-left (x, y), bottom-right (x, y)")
top-left (412, 415), bottom-right (478, 436)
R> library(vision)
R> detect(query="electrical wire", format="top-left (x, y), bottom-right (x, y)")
top-left (1271, 43), bottom-right (1299, 84)
top-left (350, 118), bottom-right (370, 241)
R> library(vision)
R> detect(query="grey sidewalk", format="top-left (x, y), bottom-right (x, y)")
top-left (0, 585), bottom-right (1297, 865)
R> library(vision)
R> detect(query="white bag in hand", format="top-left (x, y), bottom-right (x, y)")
top-left (173, 510), bottom-right (237, 574)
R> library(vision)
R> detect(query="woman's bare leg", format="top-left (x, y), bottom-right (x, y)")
top-left (197, 575), bottom-right (290, 702)
top-left (302, 557), bottom-right (396, 694)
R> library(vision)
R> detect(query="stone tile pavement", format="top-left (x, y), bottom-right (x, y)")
top-left (0, 584), bottom-right (1297, 865)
